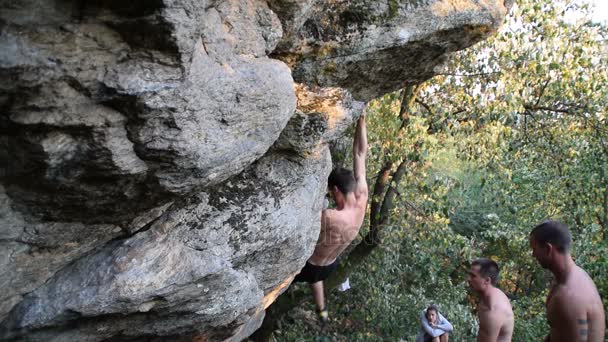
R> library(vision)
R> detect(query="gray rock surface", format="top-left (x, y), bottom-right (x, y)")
top-left (1, 0), bottom-right (295, 222)
top-left (1, 149), bottom-right (331, 341)
top-left (273, 0), bottom-right (512, 101)
top-left (0, 0), bottom-right (510, 340)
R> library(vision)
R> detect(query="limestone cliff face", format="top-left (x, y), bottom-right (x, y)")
top-left (0, 0), bottom-right (511, 340)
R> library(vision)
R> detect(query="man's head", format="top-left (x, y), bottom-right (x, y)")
top-left (529, 220), bottom-right (572, 268)
top-left (425, 305), bottom-right (439, 324)
top-left (328, 167), bottom-right (356, 202)
top-left (468, 258), bottom-right (499, 292)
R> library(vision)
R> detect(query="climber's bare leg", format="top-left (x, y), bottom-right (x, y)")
top-left (311, 281), bottom-right (325, 311)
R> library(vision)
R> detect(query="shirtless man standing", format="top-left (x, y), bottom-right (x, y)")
top-left (293, 115), bottom-right (368, 321)
top-left (467, 258), bottom-right (514, 342)
top-left (530, 220), bottom-right (605, 342)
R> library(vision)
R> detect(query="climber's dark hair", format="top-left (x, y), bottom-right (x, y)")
top-left (328, 167), bottom-right (356, 194)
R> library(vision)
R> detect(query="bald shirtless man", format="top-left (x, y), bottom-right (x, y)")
top-left (467, 258), bottom-right (514, 342)
top-left (293, 115), bottom-right (368, 322)
top-left (530, 220), bottom-right (605, 342)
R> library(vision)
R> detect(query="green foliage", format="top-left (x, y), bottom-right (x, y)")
top-left (274, 0), bottom-right (607, 340)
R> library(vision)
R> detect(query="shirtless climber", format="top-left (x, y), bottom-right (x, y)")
top-left (530, 220), bottom-right (605, 342)
top-left (293, 115), bottom-right (368, 322)
top-left (467, 258), bottom-right (514, 342)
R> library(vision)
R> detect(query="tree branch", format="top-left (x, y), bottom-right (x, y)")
top-left (523, 104), bottom-right (571, 114)
top-left (399, 84), bottom-right (422, 130)
top-left (415, 99), bottom-right (434, 116)
top-left (435, 71), bottom-right (502, 77)
top-left (533, 78), bottom-right (551, 107)
top-left (370, 161), bottom-right (393, 230)
top-left (367, 159), bottom-right (408, 245)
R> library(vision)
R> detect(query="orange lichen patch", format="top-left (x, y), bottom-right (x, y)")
top-left (275, 41), bottom-right (339, 69)
top-left (322, 61), bottom-right (338, 74)
top-left (465, 24), bottom-right (495, 36)
top-left (228, 308), bottom-right (266, 342)
top-left (261, 274), bottom-right (295, 309)
top-left (279, 54), bottom-right (300, 69)
top-left (431, 0), bottom-right (505, 17)
top-left (316, 42), bottom-right (339, 58)
top-left (294, 83), bottom-right (347, 130)
top-left (192, 332), bottom-right (212, 342)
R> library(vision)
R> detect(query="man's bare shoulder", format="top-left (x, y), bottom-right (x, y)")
top-left (321, 208), bottom-right (349, 228)
top-left (321, 208), bottom-right (337, 225)
top-left (322, 207), bottom-right (336, 216)
top-left (479, 300), bottom-right (512, 321)
top-left (543, 266), bottom-right (604, 341)
top-left (550, 269), bottom-right (603, 319)
top-left (552, 268), bottom-right (597, 307)
top-left (574, 266), bottom-right (602, 296)
top-left (480, 289), bottom-right (513, 325)
top-left (492, 288), bottom-right (514, 311)
top-left (322, 207), bottom-right (347, 218)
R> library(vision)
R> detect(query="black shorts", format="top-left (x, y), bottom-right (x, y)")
top-left (293, 260), bottom-right (339, 284)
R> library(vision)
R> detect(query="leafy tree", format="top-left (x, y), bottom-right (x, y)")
top-left (259, 0), bottom-right (607, 340)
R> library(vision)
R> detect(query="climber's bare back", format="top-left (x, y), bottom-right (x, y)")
top-left (308, 115), bottom-right (368, 267)
top-left (308, 195), bottom-right (367, 266)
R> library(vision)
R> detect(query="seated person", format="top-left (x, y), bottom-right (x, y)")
top-left (416, 305), bottom-right (453, 342)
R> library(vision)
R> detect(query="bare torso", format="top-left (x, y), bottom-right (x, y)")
top-left (308, 194), bottom-right (367, 266)
top-left (546, 266), bottom-right (605, 342)
top-left (478, 287), bottom-right (514, 342)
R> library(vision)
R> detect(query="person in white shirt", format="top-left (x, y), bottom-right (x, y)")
top-left (416, 305), bottom-right (453, 342)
